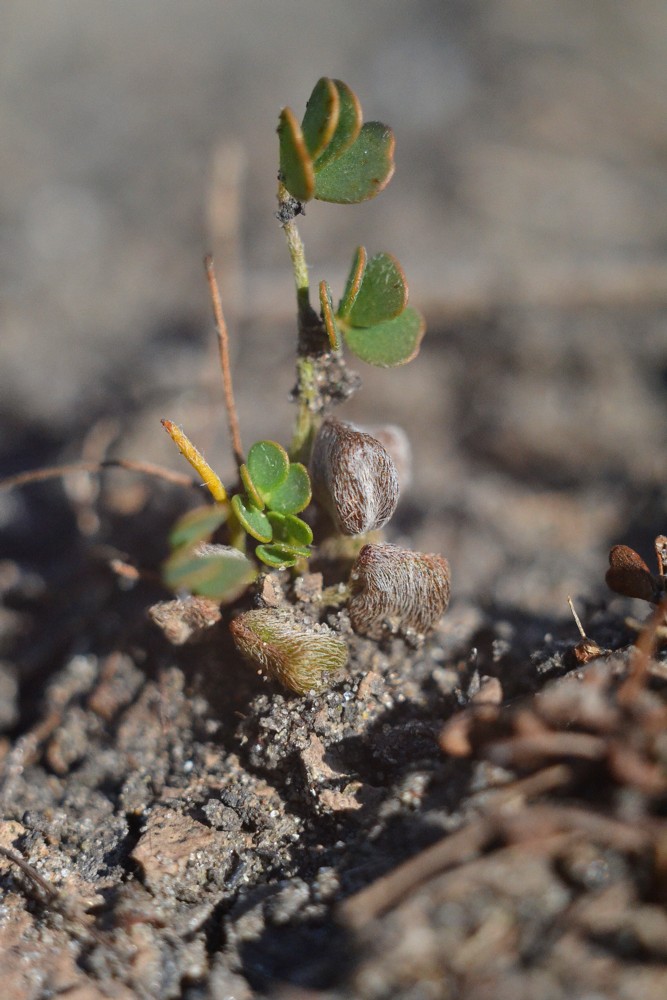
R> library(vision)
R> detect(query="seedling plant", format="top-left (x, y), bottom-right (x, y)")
top-left (1, 79), bottom-right (450, 694)
top-left (155, 79), bottom-right (454, 692)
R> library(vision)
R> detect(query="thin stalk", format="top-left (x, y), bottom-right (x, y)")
top-left (0, 459), bottom-right (198, 494)
top-left (277, 181), bottom-right (312, 332)
top-left (226, 505), bottom-right (247, 553)
top-left (204, 254), bottom-right (244, 469)
top-left (289, 357), bottom-right (319, 462)
top-left (277, 182), bottom-right (330, 460)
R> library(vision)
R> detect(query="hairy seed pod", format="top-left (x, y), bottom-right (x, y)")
top-left (362, 423), bottom-right (412, 491)
top-left (348, 542), bottom-right (451, 639)
top-left (310, 417), bottom-right (399, 535)
top-left (605, 544), bottom-right (660, 603)
top-left (229, 608), bottom-right (348, 694)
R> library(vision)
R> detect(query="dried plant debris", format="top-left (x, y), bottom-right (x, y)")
top-left (148, 594), bottom-right (222, 645)
top-left (655, 535), bottom-right (667, 576)
top-left (564, 596), bottom-right (609, 666)
top-left (348, 541), bottom-right (451, 639)
top-left (441, 656), bottom-right (666, 782)
top-left (606, 535), bottom-right (667, 605)
top-left (337, 654), bottom-right (667, 999)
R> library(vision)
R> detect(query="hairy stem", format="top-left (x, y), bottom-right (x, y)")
top-left (289, 358), bottom-right (318, 462)
top-left (278, 182), bottom-right (312, 330)
top-left (161, 420), bottom-right (227, 502)
top-left (278, 183), bottom-right (328, 461)
top-left (282, 210), bottom-right (310, 320)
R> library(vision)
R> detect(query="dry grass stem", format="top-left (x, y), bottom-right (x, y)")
top-left (0, 458), bottom-right (197, 493)
top-left (204, 254), bottom-right (244, 468)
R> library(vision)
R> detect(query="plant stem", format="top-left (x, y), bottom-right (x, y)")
top-left (227, 505), bottom-right (247, 553)
top-left (278, 182), bottom-right (309, 324)
top-left (204, 254), bottom-right (244, 469)
top-left (277, 182), bottom-right (325, 350)
top-left (278, 183), bottom-right (325, 460)
top-left (277, 182), bottom-right (361, 461)
top-left (0, 458), bottom-right (198, 494)
top-left (289, 357), bottom-right (318, 462)
top-left (282, 210), bottom-right (310, 320)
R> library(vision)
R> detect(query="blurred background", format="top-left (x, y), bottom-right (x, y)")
top-left (2, 0), bottom-right (666, 612)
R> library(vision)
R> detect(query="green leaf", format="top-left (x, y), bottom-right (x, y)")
top-left (267, 511), bottom-right (313, 547)
top-left (256, 544), bottom-right (298, 569)
top-left (278, 107), bottom-right (315, 202)
top-left (338, 246), bottom-right (367, 319)
top-left (343, 306), bottom-right (426, 367)
top-left (256, 542), bottom-right (311, 569)
top-left (239, 463), bottom-right (264, 509)
top-left (314, 122), bottom-right (395, 204)
top-left (319, 280), bottom-right (341, 350)
top-left (313, 79), bottom-right (362, 171)
top-left (168, 504), bottom-right (228, 550)
top-left (246, 440), bottom-right (289, 497)
top-left (301, 77), bottom-right (339, 160)
top-left (284, 513), bottom-right (314, 546)
top-left (347, 252), bottom-right (408, 327)
top-left (231, 494), bottom-right (272, 543)
top-left (264, 462), bottom-right (311, 515)
top-left (265, 509), bottom-right (286, 534)
top-left (164, 547), bottom-right (256, 602)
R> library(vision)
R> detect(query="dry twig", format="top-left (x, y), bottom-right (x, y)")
top-left (338, 765), bottom-right (571, 929)
top-left (0, 458), bottom-right (197, 494)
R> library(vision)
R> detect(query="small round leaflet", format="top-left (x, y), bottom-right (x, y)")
top-left (231, 494), bottom-right (272, 543)
top-left (246, 441), bottom-right (289, 498)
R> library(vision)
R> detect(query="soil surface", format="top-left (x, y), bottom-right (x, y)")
top-left (1, 323), bottom-right (666, 1000)
top-left (1, 505), bottom-right (666, 1000)
top-left (2, 2), bottom-right (667, 998)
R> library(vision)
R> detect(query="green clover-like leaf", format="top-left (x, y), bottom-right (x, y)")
top-left (168, 504), bottom-right (228, 550)
top-left (342, 306), bottom-right (426, 367)
top-left (239, 463), bottom-right (264, 509)
top-left (280, 81), bottom-right (393, 206)
top-left (347, 251), bottom-right (407, 327)
top-left (164, 547), bottom-right (256, 602)
top-left (231, 494), bottom-right (272, 543)
top-left (314, 122), bottom-right (395, 204)
top-left (278, 106), bottom-right (315, 202)
top-left (266, 509), bottom-right (287, 534)
top-left (283, 513), bottom-right (314, 547)
top-left (301, 77), bottom-right (339, 160)
top-left (319, 280), bottom-right (341, 350)
top-left (337, 246), bottom-right (367, 319)
top-left (267, 511), bottom-right (313, 547)
top-left (256, 542), bottom-right (311, 569)
top-left (312, 79), bottom-right (361, 171)
top-left (246, 440), bottom-right (289, 498)
top-left (263, 462), bottom-right (311, 515)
